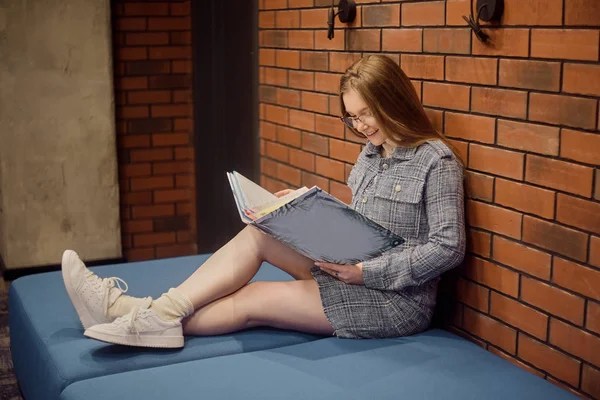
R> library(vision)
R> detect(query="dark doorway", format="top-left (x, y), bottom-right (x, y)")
top-left (191, 0), bottom-right (259, 253)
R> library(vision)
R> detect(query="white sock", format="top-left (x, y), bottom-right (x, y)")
top-left (107, 294), bottom-right (152, 321)
top-left (150, 288), bottom-right (194, 321)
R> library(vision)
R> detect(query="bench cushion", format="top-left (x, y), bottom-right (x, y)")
top-left (9, 255), bottom-right (323, 400)
top-left (59, 329), bottom-right (577, 400)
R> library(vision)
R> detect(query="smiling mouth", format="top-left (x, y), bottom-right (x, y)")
top-left (363, 129), bottom-right (379, 137)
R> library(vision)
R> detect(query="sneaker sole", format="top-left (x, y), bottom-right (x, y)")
top-left (61, 250), bottom-right (100, 330)
top-left (83, 329), bottom-right (184, 349)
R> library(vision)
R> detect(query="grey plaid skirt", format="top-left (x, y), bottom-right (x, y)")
top-left (311, 267), bottom-right (433, 339)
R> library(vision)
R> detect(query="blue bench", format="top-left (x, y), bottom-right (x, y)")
top-left (9, 255), bottom-right (578, 399)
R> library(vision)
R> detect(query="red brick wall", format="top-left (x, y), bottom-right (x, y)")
top-left (112, 1), bottom-right (197, 261)
top-left (258, 0), bottom-right (600, 398)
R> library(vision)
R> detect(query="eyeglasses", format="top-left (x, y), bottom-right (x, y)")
top-left (340, 112), bottom-right (375, 129)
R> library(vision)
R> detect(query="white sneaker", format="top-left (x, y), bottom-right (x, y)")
top-left (61, 249), bottom-right (151, 329)
top-left (84, 307), bottom-right (184, 348)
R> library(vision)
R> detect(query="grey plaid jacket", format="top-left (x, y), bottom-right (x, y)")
top-left (312, 140), bottom-right (466, 338)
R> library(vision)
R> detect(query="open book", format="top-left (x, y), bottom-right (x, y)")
top-left (227, 171), bottom-right (404, 265)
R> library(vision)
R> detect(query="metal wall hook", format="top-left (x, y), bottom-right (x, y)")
top-left (327, 0), bottom-right (357, 40)
top-left (463, 0), bottom-right (504, 43)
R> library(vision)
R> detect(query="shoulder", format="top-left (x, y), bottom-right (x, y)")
top-left (416, 140), bottom-right (454, 160)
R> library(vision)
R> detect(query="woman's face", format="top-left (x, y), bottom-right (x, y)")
top-left (342, 88), bottom-right (387, 146)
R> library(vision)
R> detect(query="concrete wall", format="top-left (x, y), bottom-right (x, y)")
top-left (0, 0), bottom-right (122, 269)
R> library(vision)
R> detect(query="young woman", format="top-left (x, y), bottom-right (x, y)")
top-left (62, 54), bottom-right (466, 348)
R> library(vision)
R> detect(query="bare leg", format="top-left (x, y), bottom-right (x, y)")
top-left (176, 226), bottom-right (315, 309)
top-left (182, 280), bottom-right (333, 336)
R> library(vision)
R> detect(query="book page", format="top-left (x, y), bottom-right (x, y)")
top-left (233, 171), bottom-right (277, 210)
top-left (251, 186), bottom-right (310, 219)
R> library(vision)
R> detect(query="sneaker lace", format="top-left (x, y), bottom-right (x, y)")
top-left (126, 306), bottom-right (142, 336)
top-left (84, 270), bottom-right (129, 293)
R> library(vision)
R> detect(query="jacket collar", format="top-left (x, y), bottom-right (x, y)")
top-left (364, 141), bottom-right (417, 160)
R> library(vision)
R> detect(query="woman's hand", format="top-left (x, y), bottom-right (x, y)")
top-left (316, 262), bottom-right (364, 285)
top-left (274, 189), bottom-right (294, 198)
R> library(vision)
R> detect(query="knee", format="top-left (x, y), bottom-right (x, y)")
top-left (240, 226), bottom-right (268, 260)
top-left (235, 282), bottom-right (268, 327)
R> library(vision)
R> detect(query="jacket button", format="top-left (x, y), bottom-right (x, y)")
top-left (362, 197), bottom-right (368, 203)
top-left (395, 185), bottom-right (401, 192)
top-left (382, 163), bottom-right (389, 169)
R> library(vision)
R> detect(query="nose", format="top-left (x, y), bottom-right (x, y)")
top-left (355, 119), bottom-right (369, 133)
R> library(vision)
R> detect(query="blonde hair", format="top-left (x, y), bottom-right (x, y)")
top-left (339, 55), bottom-right (461, 162)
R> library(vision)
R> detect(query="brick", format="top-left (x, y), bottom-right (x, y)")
top-left (170, 32), bottom-right (191, 45)
top-left (132, 204), bottom-right (175, 218)
top-left (467, 200), bottom-right (522, 239)
top-left (445, 112), bottom-right (495, 144)
top-left (530, 93), bottom-right (597, 130)
top-left (401, 55), bottom-right (444, 80)
top-left (130, 148), bottom-right (173, 162)
top-left (314, 29), bottom-right (345, 51)
top-left (315, 72), bottom-right (341, 94)
top-left (120, 134), bottom-right (150, 149)
top-left (330, 181), bottom-right (352, 204)
top-left (487, 347), bottom-right (545, 378)
top-left (518, 335), bottom-right (581, 387)
top-left (277, 126), bottom-right (302, 147)
top-left (148, 75), bottom-right (191, 89)
top-left (169, 1), bottom-right (190, 16)
top-left (122, 220), bottom-right (153, 234)
top-left (588, 301), bottom-right (600, 335)
top-left (176, 202), bottom-right (193, 216)
top-left (152, 133), bottom-right (189, 147)
top-left (424, 108), bottom-right (443, 132)
top-left (121, 192), bottom-right (153, 206)
top-left (276, 50), bottom-right (300, 69)
top-left (264, 67), bottom-right (288, 86)
top-left (115, 17), bottom-right (147, 31)
top-left (151, 104), bottom-right (192, 118)
top-left (129, 118), bottom-right (172, 134)
top-left (264, 0), bottom-right (287, 9)
top-left (118, 106), bottom-right (149, 119)
top-left (347, 29), bottom-right (381, 51)
top-left (302, 132), bottom-right (329, 156)
top-left (554, 257), bottom-right (600, 301)
top-left (591, 235), bottom-right (600, 268)
top-left (300, 91), bottom-right (328, 114)
top-left (522, 276), bottom-right (585, 326)
top-left (563, 63), bottom-right (600, 97)
top-left (315, 156), bottom-right (345, 181)
top-left (289, 70), bottom-right (314, 90)
top-left (565, 0), bottom-right (600, 25)
top-left (501, 0), bottom-right (562, 25)
top-left (134, 232), bottom-right (176, 248)
top-left (174, 147), bottom-right (193, 161)
top-left (491, 292), bottom-right (548, 340)
top-left (550, 318), bottom-right (600, 366)
top-left (493, 237), bottom-right (551, 280)
top-left (153, 161), bottom-right (193, 175)
top-left (522, 216), bottom-right (588, 262)
top-left (363, 4), bottom-right (400, 27)
top-left (275, 10), bottom-right (300, 28)
top-left (124, 3), bottom-right (169, 16)
top-left (330, 139), bottom-right (361, 163)
top-left (264, 104), bottom-right (289, 125)
top-left (300, 8), bottom-right (328, 28)
top-left (422, 82), bottom-right (470, 111)
top-left (411, 80), bottom-right (422, 101)
top-left (288, 30), bottom-right (314, 49)
top-left (289, 0), bottom-right (313, 8)
top-left (276, 88), bottom-right (301, 108)
top-left (130, 176), bottom-right (173, 192)
top-left (582, 365), bottom-right (600, 400)
top-left (424, 28), bottom-right (470, 54)
top-left (471, 87), bottom-right (527, 119)
top-left (156, 243), bottom-right (196, 259)
top-left (275, 163), bottom-right (301, 186)
top-left (469, 144), bottom-right (524, 181)
top-left (265, 141), bottom-right (290, 162)
top-left (260, 121), bottom-right (277, 141)
top-left (148, 17), bottom-right (191, 31)
top-left (173, 118), bottom-right (192, 131)
top-left (446, 0), bottom-right (470, 26)
top-left (495, 179), bottom-right (555, 219)
top-left (467, 228), bottom-right (491, 257)
top-left (557, 194), bottom-right (600, 236)
top-left (126, 32), bottom-right (169, 46)
top-left (456, 278), bottom-right (489, 312)
top-left (534, 29), bottom-right (600, 61)
top-left (463, 256), bottom-right (520, 297)
top-left (472, 29), bottom-right (529, 57)
top-left (154, 189), bottom-right (190, 203)
top-left (116, 77), bottom-right (147, 91)
top-left (289, 109), bottom-right (315, 131)
top-left (329, 53), bottom-right (362, 73)
top-left (315, 114), bottom-right (345, 139)
top-left (172, 61), bottom-right (192, 74)
top-left (446, 57), bottom-right (497, 85)
top-left (259, 49), bottom-right (276, 66)
top-left (499, 59), bottom-right (561, 92)
top-left (259, 11), bottom-right (275, 28)
top-left (128, 90), bottom-right (170, 105)
top-left (172, 90), bottom-right (191, 104)
top-left (402, 1), bottom-right (445, 26)
top-left (289, 148), bottom-right (316, 172)
top-left (382, 29), bottom-right (423, 52)
top-left (561, 129), bottom-right (600, 166)
top-left (126, 248), bottom-right (155, 262)
top-left (463, 308), bottom-right (517, 354)
top-left (525, 154), bottom-right (593, 197)
top-left (465, 171), bottom-right (494, 202)
top-left (301, 51), bottom-right (328, 71)
top-left (120, 163), bottom-right (152, 178)
top-left (497, 120), bottom-right (559, 156)
top-left (302, 171), bottom-right (329, 191)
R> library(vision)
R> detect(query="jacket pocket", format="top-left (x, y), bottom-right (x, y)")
top-left (373, 176), bottom-right (425, 238)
